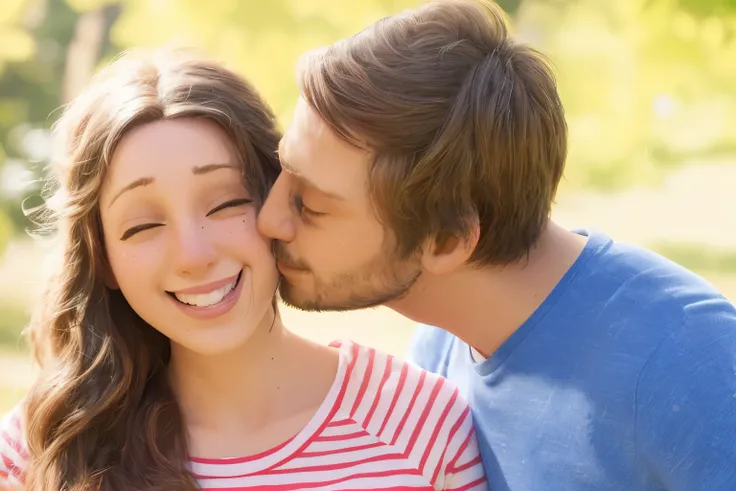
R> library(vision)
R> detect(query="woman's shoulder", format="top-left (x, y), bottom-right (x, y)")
top-left (331, 340), bottom-right (485, 489)
top-left (332, 339), bottom-right (471, 437)
top-left (0, 403), bottom-right (28, 488)
top-left (334, 338), bottom-right (465, 398)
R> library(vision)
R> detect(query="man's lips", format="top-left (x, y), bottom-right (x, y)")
top-left (277, 259), bottom-right (308, 273)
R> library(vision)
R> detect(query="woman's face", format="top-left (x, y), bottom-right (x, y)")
top-left (99, 117), bottom-right (279, 355)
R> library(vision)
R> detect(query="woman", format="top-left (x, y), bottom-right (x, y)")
top-left (0, 49), bottom-right (486, 491)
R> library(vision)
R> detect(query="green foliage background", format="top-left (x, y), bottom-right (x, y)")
top-left (1, 0), bottom-right (735, 252)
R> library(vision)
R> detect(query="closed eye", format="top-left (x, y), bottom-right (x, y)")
top-left (206, 198), bottom-right (253, 217)
top-left (120, 223), bottom-right (162, 241)
top-left (119, 199), bottom-right (252, 240)
top-left (293, 195), bottom-right (325, 219)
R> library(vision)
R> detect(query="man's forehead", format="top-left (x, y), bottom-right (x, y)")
top-left (280, 100), bottom-right (372, 200)
top-left (282, 105), bottom-right (350, 169)
top-left (282, 99), bottom-right (330, 155)
top-left (294, 97), bottom-right (324, 129)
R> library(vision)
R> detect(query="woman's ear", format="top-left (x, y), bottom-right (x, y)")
top-left (102, 268), bottom-right (119, 290)
top-left (99, 256), bottom-right (119, 289)
top-left (97, 246), bottom-right (119, 290)
top-left (96, 218), bottom-right (119, 289)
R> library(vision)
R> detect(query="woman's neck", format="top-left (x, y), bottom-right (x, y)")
top-left (167, 311), bottom-right (339, 457)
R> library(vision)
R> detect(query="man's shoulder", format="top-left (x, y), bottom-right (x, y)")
top-left (638, 293), bottom-right (736, 385)
top-left (566, 233), bottom-right (733, 349)
top-left (405, 324), bottom-right (458, 376)
top-left (581, 233), bottom-right (728, 309)
top-left (632, 296), bottom-right (736, 488)
top-left (596, 238), bottom-right (735, 355)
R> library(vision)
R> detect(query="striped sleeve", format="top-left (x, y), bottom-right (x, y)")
top-left (281, 342), bottom-right (487, 491)
top-left (441, 414), bottom-right (487, 491)
top-left (422, 381), bottom-right (486, 491)
top-left (0, 406), bottom-right (27, 489)
top-left (382, 360), bottom-right (487, 491)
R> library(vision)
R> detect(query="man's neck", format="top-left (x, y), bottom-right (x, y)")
top-left (390, 221), bottom-right (587, 357)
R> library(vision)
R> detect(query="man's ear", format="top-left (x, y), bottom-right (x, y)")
top-left (420, 223), bottom-right (480, 275)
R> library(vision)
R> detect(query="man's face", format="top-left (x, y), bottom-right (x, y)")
top-left (257, 98), bottom-right (421, 311)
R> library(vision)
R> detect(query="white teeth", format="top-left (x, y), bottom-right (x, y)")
top-left (174, 280), bottom-right (237, 308)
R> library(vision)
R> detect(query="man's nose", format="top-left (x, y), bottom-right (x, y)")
top-left (258, 174), bottom-right (296, 243)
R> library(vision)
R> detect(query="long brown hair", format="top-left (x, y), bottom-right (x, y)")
top-left (298, 0), bottom-right (567, 265)
top-left (23, 49), bottom-right (281, 490)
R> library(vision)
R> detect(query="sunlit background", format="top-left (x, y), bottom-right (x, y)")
top-left (1, 0), bottom-right (735, 412)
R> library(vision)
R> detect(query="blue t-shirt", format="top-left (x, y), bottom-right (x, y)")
top-left (407, 230), bottom-right (736, 491)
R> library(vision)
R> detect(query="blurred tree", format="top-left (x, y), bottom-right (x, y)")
top-left (0, 209), bottom-right (11, 255)
top-left (0, 0), bottom-right (79, 229)
top-left (0, 0), bottom-right (119, 232)
top-left (63, 5), bottom-right (119, 103)
top-left (2, 0), bottom-right (736, 243)
top-left (102, 0), bottom-right (423, 124)
top-left (107, 0), bottom-right (736, 191)
top-left (666, 0), bottom-right (736, 18)
top-left (513, 0), bottom-right (736, 189)
top-left (0, 0), bottom-right (36, 186)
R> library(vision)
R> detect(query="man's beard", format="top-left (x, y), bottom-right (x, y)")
top-left (273, 241), bottom-right (421, 312)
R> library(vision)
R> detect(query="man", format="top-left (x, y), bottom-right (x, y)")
top-left (257, 0), bottom-right (736, 489)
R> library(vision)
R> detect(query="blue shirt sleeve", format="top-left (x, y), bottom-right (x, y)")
top-left (635, 303), bottom-right (736, 491)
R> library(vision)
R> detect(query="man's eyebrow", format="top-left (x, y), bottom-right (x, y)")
top-left (278, 151), bottom-right (345, 202)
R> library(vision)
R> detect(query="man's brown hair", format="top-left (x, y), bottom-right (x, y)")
top-left (298, 0), bottom-right (567, 265)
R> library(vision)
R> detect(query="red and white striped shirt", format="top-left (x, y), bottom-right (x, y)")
top-left (0, 341), bottom-right (487, 490)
